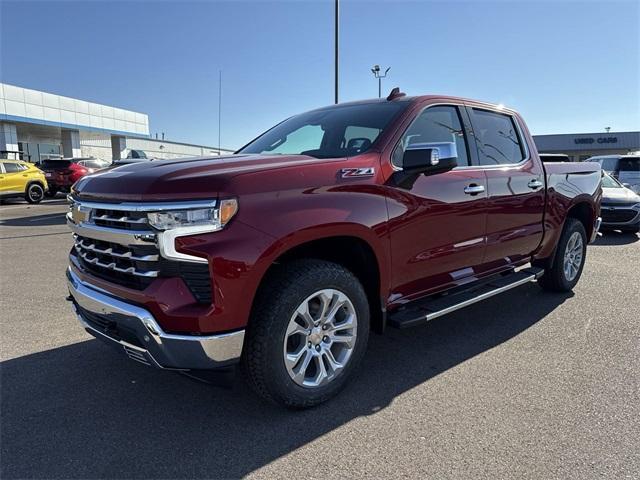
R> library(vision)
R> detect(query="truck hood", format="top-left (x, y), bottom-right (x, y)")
top-left (73, 154), bottom-right (328, 201)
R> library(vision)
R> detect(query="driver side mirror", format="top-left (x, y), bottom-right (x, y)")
top-left (401, 142), bottom-right (458, 175)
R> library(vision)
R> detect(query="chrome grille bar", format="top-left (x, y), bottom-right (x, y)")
top-left (75, 237), bottom-right (159, 261)
top-left (93, 214), bottom-right (148, 225)
top-left (74, 246), bottom-right (159, 278)
top-left (67, 215), bottom-right (156, 246)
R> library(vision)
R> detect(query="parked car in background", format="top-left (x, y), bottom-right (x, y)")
top-left (539, 153), bottom-right (570, 163)
top-left (599, 172), bottom-right (640, 233)
top-left (127, 149), bottom-right (147, 159)
top-left (586, 155), bottom-right (640, 194)
top-left (0, 160), bottom-right (48, 203)
top-left (66, 93), bottom-right (602, 408)
top-left (39, 158), bottom-right (111, 197)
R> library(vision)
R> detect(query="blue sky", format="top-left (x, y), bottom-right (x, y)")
top-left (1, 0), bottom-right (638, 149)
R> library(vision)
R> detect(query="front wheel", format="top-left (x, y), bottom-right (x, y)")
top-left (242, 259), bottom-right (370, 408)
top-left (538, 218), bottom-right (587, 292)
top-left (25, 183), bottom-right (44, 204)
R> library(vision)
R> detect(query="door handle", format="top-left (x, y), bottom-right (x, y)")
top-left (464, 184), bottom-right (485, 195)
top-left (527, 179), bottom-right (543, 189)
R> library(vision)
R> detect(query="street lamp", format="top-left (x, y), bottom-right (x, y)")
top-left (371, 65), bottom-right (390, 98)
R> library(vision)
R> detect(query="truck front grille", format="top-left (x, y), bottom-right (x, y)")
top-left (68, 200), bottom-right (213, 303)
top-left (601, 208), bottom-right (637, 223)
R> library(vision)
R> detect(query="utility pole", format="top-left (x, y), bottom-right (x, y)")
top-left (334, 0), bottom-right (339, 104)
top-left (218, 70), bottom-right (222, 153)
top-left (371, 65), bottom-right (391, 98)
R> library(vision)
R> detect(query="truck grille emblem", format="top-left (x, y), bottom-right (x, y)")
top-left (71, 204), bottom-right (92, 224)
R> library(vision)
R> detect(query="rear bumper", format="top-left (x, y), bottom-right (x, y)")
top-left (66, 267), bottom-right (245, 370)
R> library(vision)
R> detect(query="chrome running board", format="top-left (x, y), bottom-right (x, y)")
top-left (388, 267), bottom-right (544, 329)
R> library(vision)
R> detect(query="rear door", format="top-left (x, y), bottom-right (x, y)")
top-left (466, 106), bottom-right (545, 269)
top-left (386, 104), bottom-right (489, 300)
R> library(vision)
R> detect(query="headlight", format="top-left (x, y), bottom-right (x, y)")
top-left (147, 198), bottom-right (238, 231)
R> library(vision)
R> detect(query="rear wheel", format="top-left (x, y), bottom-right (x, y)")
top-left (242, 259), bottom-right (370, 408)
top-left (538, 218), bottom-right (587, 292)
top-left (44, 188), bottom-right (58, 198)
top-left (25, 183), bottom-right (44, 204)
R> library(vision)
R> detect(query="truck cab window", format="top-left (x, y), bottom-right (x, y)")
top-left (470, 109), bottom-right (526, 166)
top-left (392, 105), bottom-right (470, 168)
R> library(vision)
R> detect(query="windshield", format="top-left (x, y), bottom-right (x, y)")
top-left (238, 101), bottom-right (409, 159)
top-left (602, 173), bottom-right (622, 188)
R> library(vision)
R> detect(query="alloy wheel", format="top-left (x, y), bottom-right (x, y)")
top-left (563, 231), bottom-right (584, 281)
top-left (29, 185), bottom-right (44, 202)
top-left (283, 289), bottom-right (357, 388)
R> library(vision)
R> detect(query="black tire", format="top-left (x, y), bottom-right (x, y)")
top-left (242, 259), bottom-right (370, 408)
top-left (538, 218), bottom-right (587, 292)
top-left (44, 188), bottom-right (58, 198)
top-left (25, 183), bottom-right (45, 204)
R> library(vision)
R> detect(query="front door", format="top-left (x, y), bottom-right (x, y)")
top-left (0, 162), bottom-right (26, 195)
top-left (385, 105), bottom-right (489, 302)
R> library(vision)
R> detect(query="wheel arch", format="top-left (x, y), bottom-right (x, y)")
top-left (252, 231), bottom-right (388, 334)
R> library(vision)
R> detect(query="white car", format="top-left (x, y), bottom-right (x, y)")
top-left (586, 155), bottom-right (640, 194)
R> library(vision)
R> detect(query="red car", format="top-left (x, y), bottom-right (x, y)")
top-left (39, 158), bottom-right (110, 197)
top-left (66, 91), bottom-right (602, 407)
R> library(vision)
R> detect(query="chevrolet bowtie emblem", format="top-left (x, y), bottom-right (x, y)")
top-left (71, 204), bottom-right (92, 224)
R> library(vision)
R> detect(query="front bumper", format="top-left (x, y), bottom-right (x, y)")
top-left (66, 267), bottom-right (245, 370)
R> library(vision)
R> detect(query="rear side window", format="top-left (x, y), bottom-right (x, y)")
top-left (79, 160), bottom-right (109, 169)
top-left (470, 109), bottom-right (526, 166)
top-left (618, 158), bottom-right (639, 172)
top-left (393, 105), bottom-right (471, 167)
top-left (2, 162), bottom-right (23, 173)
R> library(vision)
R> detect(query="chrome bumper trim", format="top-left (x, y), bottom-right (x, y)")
top-left (67, 214), bottom-right (156, 246)
top-left (66, 267), bottom-right (244, 370)
top-left (591, 216), bottom-right (602, 243)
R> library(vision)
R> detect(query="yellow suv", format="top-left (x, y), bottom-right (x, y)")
top-left (0, 160), bottom-right (49, 204)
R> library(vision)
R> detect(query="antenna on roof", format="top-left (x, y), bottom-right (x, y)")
top-left (387, 87), bottom-right (406, 101)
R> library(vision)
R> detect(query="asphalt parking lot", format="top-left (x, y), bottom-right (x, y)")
top-left (1, 199), bottom-right (639, 479)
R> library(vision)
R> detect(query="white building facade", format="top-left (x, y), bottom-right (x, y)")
top-left (0, 83), bottom-right (231, 163)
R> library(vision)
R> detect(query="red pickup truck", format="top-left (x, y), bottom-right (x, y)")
top-left (66, 91), bottom-right (602, 408)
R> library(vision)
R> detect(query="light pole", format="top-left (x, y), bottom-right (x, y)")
top-left (371, 65), bottom-right (390, 98)
top-left (334, 0), bottom-right (339, 104)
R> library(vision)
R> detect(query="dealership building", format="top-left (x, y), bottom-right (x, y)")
top-left (0, 83), bottom-right (232, 163)
top-left (2, 82), bottom-right (637, 165)
top-left (533, 131), bottom-right (640, 162)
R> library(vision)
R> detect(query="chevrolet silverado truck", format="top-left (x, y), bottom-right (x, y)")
top-left (66, 90), bottom-right (602, 408)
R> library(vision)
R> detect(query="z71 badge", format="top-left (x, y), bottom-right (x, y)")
top-left (340, 167), bottom-right (375, 178)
